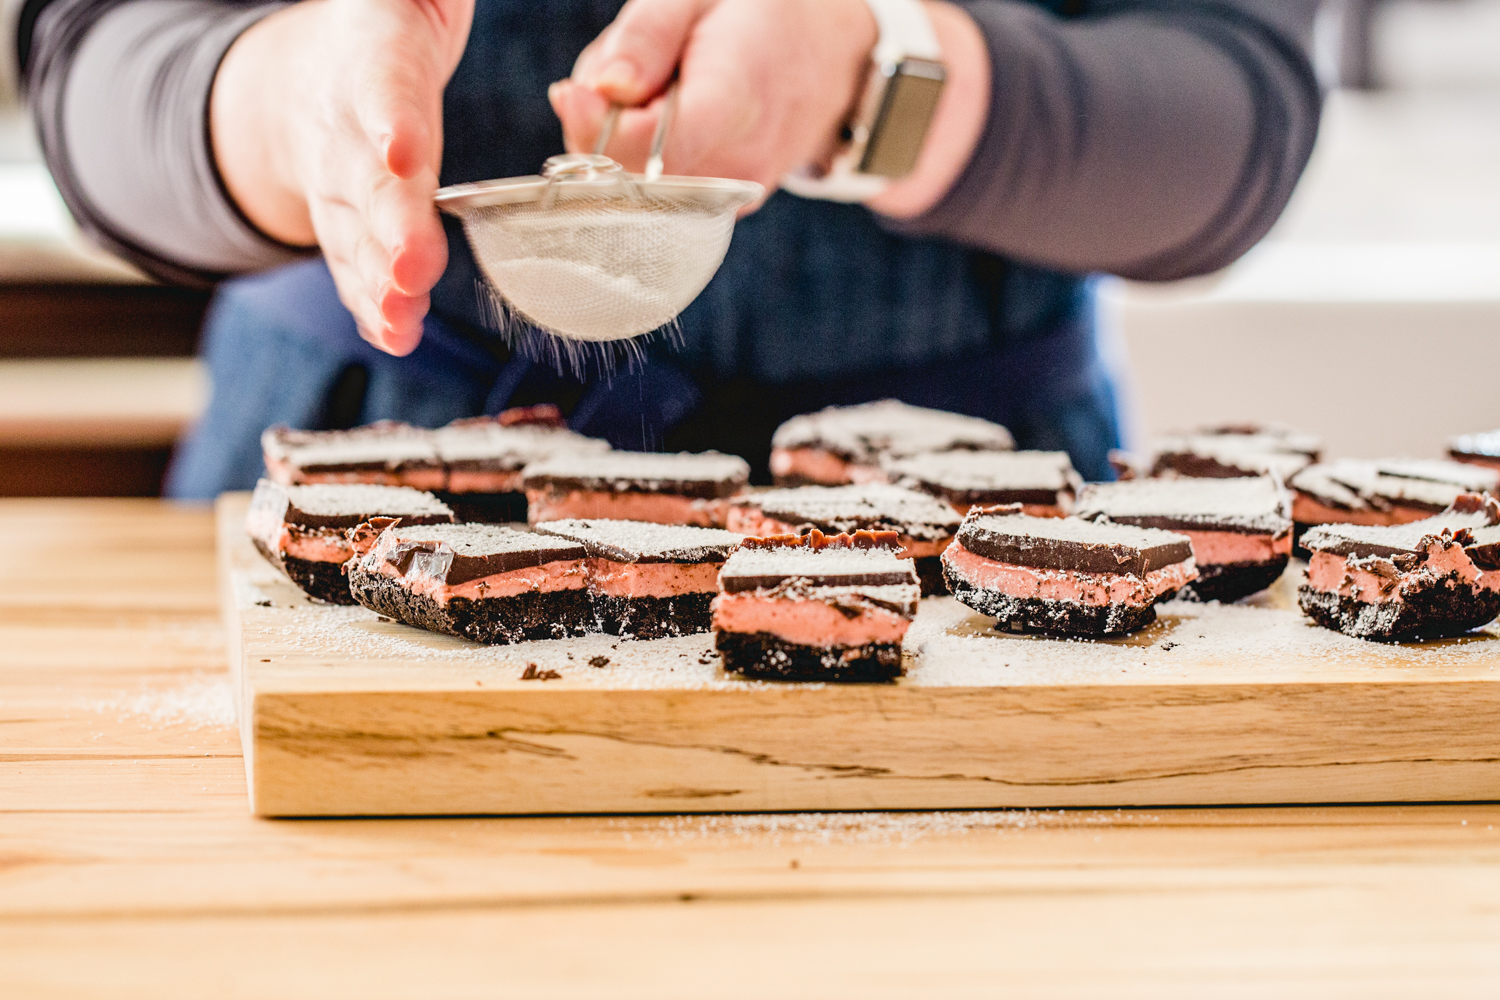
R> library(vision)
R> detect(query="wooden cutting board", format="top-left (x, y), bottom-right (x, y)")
top-left (217, 493), bottom-right (1500, 817)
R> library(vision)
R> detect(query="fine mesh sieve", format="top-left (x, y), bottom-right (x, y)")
top-left (435, 94), bottom-right (763, 343)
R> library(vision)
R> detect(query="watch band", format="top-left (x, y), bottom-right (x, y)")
top-left (782, 0), bottom-right (946, 203)
top-left (867, 0), bottom-right (942, 63)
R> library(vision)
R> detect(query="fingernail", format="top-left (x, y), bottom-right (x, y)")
top-left (547, 81), bottom-right (566, 104)
top-left (593, 59), bottom-right (635, 94)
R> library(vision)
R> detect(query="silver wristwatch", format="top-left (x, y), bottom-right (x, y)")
top-left (782, 0), bottom-right (947, 203)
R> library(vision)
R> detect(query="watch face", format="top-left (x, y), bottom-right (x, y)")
top-left (860, 58), bottom-right (946, 178)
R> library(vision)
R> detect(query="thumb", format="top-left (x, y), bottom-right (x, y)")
top-left (579, 0), bottom-right (713, 106)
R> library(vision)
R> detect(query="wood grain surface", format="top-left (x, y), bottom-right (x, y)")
top-left (6, 499), bottom-right (1500, 996)
top-left (218, 493), bottom-right (1500, 818)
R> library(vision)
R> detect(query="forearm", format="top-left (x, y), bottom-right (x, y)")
top-left (885, 0), bottom-right (1321, 280)
top-left (23, 0), bottom-right (307, 285)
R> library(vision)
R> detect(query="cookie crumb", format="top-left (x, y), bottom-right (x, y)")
top-left (520, 664), bottom-right (563, 681)
top-left (589, 655), bottom-right (610, 668)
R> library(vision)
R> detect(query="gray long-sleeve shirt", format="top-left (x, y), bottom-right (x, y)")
top-left (18, 0), bottom-right (1320, 288)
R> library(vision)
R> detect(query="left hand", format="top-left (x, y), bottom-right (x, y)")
top-left (548, 0), bottom-right (878, 194)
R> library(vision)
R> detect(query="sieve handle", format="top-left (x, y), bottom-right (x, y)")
top-left (644, 80), bottom-right (679, 182)
top-left (594, 105), bottom-right (622, 156)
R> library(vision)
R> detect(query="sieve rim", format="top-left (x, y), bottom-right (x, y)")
top-left (435, 172), bottom-right (763, 216)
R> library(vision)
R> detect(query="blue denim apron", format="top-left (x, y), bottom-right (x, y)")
top-left (167, 0), bottom-right (1120, 496)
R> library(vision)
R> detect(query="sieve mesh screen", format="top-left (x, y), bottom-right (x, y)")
top-left (457, 193), bottom-right (738, 343)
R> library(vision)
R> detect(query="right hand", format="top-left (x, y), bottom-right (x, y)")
top-left (211, 0), bottom-right (474, 355)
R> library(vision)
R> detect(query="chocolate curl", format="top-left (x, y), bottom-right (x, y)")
top-left (499, 403), bottom-right (567, 428)
top-left (961, 502), bottom-right (1025, 527)
top-left (442, 404), bottom-right (567, 432)
top-left (1449, 492), bottom-right (1500, 525)
top-left (740, 533), bottom-right (813, 551)
top-left (347, 517), bottom-right (400, 557)
top-left (741, 528), bottom-right (902, 552)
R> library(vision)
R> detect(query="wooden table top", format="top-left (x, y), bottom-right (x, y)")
top-left (5, 499), bottom-right (1500, 997)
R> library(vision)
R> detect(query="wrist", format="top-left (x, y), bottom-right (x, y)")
top-left (211, 2), bottom-right (321, 246)
top-left (863, 0), bottom-right (987, 218)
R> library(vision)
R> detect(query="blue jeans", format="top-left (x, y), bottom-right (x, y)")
top-left (166, 259), bottom-right (1122, 497)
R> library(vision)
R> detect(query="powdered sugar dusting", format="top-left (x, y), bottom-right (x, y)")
top-left (908, 571), bottom-right (1500, 687)
top-left (771, 400), bottom-right (1014, 462)
top-left (535, 518), bottom-right (742, 562)
top-left (738, 483), bottom-right (960, 538)
top-left (1074, 477), bottom-right (1292, 533)
top-left (522, 450), bottom-right (750, 491)
top-left (622, 808), bottom-right (1158, 848)
top-left (87, 675), bottom-right (236, 730)
top-left (885, 450), bottom-right (1078, 494)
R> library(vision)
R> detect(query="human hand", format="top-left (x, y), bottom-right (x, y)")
top-left (211, 0), bottom-right (474, 355)
top-left (549, 0), bottom-right (878, 193)
top-left (548, 0), bottom-right (988, 217)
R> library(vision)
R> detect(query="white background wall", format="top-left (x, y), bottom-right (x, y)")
top-left (1106, 0), bottom-right (1500, 461)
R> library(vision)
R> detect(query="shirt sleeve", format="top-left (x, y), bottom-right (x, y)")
top-left (898, 0), bottom-right (1322, 281)
top-left (22, 0), bottom-right (307, 286)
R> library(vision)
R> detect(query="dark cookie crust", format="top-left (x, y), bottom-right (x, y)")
top-left (715, 630), bottom-right (904, 683)
top-left (348, 564), bottom-right (594, 644)
top-left (250, 533), bottom-right (357, 605)
top-left (1297, 582), bottom-right (1500, 641)
top-left (593, 592), bottom-right (715, 640)
top-left (914, 555), bottom-right (947, 596)
top-left (945, 576), bottom-right (1157, 636)
top-left (283, 554), bottom-right (357, 606)
top-left (1175, 557), bottom-right (1289, 604)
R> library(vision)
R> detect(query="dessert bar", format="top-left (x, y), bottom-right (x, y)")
top-left (1289, 458), bottom-right (1500, 539)
top-left (1197, 423), bottom-right (1322, 459)
top-left (883, 449), bottom-right (1080, 516)
top-left (347, 522), bottom-right (593, 644)
top-left (726, 483), bottom-right (960, 595)
top-left (1298, 494), bottom-right (1500, 640)
top-left (1150, 428), bottom-right (1317, 480)
top-left (245, 480), bottom-right (454, 604)
top-left (535, 519), bottom-right (742, 639)
top-left (712, 530), bottom-right (920, 682)
top-left (432, 413), bottom-right (609, 521)
top-left (1450, 428), bottom-right (1500, 472)
top-left (769, 400), bottom-right (1013, 485)
top-left (1074, 476), bottom-right (1292, 602)
top-left (261, 422), bottom-right (444, 489)
top-left (522, 450), bottom-right (750, 527)
top-left (941, 505), bottom-right (1197, 636)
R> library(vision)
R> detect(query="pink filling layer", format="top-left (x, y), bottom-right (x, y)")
top-left (380, 557), bottom-right (587, 604)
top-left (526, 490), bottom-right (730, 527)
top-left (1182, 528), bottom-right (1291, 566)
top-left (941, 540), bottom-right (1196, 608)
top-left (446, 469), bottom-right (523, 494)
top-left (768, 448), bottom-right (882, 485)
top-left (1292, 495), bottom-right (1431, 527)
top-left (711, 591), bottom-right (912, 646)
top-left (289, 469), bottom-right (448, 491)
top-left (1305, 544), bottom-right (1500, 604)
top-left (280, 526), bottom-right (352, 564)
top-left (586, 558), bottom-right (721, 598)
top-left (724, 510), bottom-right (949, 559)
